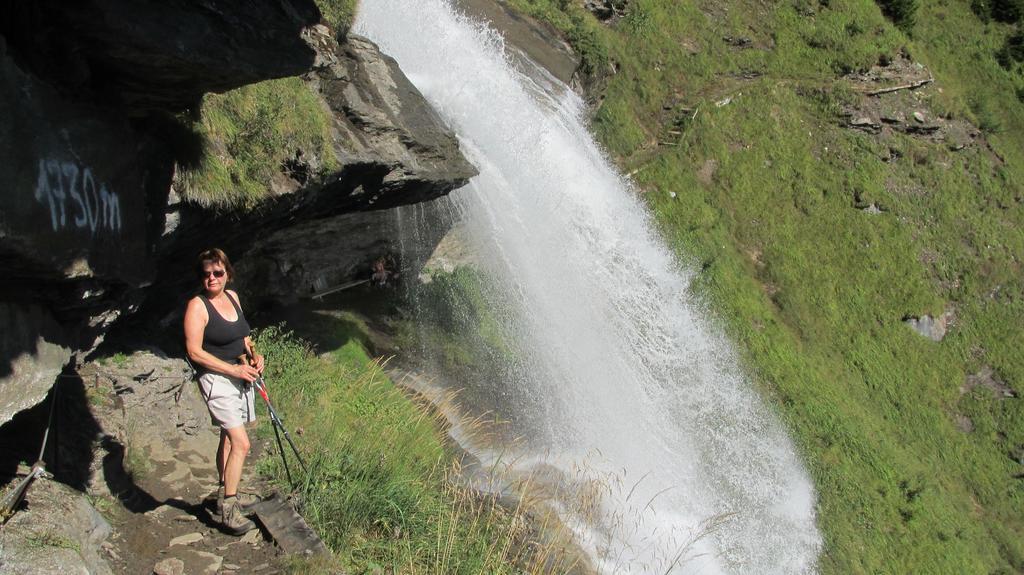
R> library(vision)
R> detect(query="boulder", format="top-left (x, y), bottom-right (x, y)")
top-left (962, 366), bottom-right (1017, 399)
top-left (311, 33), bottom-right (478, 209)
top-left (849, 116), bottom-right (882, 133)
top-left (0, 478), bottom-right (113, 575)
top-left (153, 558), bottom-right (186, 575)
top-left (168, 532), bottom-right (204, 547)
top-left (903, 308), bottom-right (955, 342)
top-left (584, 0), bottom-right (619, 20)
top-left (0, 304), bottom-right (71, 427)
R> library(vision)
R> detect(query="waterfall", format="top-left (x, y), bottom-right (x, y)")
top-left (356, 2), bottom-right (822, 573)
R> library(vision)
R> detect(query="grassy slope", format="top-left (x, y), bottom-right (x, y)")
top-left (251, 316), bottom-right (581, 574)
top-left (180, 77), bottom-right (337, 208)
top-left (506, 0), bottom-right (1023, 572)
top-left (179, 0), bottom-right (357, 208)
top-left (395, 268), bottom-right (520, 375)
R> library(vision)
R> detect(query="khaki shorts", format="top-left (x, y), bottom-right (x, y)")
top-left (198, 372), bottom-right (256, 429)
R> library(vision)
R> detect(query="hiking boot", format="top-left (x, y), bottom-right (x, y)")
top-left (221, 496), bottom-right (257, 535)
top-left (217, 486), bottom-right (263, 518)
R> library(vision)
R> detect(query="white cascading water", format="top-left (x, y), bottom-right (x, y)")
top-left (356, 2), bottom-right (822, 573)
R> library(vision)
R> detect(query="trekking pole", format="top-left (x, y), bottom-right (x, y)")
top-left (251, 374), bottom-right (308, 486)
top-left (240, 351), bottom-right (308, 488)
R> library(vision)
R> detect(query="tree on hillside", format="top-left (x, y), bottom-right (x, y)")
top-left (973, 0), bottom-right (1023, 23)
top-left (997, 29), bottom-right (1024, 68)
top-left (991, 0), bottom-right (1023, 23)
top-left (876, 0), bottom-right (917, 32)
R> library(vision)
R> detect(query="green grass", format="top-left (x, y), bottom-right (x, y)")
top-left (180, 77), bottom-right (337, 208)
top-left (391, 267), bottom-right (534, 439)
top-left (121, 418), bottom-right (151, 481)
top-left (99, 352), bottom-right (130, 369)
top-left (251, 321), bottom-right (583, 573)
top-left (176, 0), bottom-right (359, 209)
top-left (504, 0), bottom-right (1024, 572)
top-left (396, 267), bottom-right (521, 376)
top-left (24, 531), bottom-right (81, 553)
top-left (316, 0), bottom-right (359, 33)
top-left (85, 493), bottom-right (118, 522)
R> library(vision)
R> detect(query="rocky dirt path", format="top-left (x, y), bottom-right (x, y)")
top-left (84, 350), bottom-right (289, 575)
top-left (0, 349), bottom-right (292, 575)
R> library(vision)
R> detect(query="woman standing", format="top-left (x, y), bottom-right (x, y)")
top-left (183, 248), bottom-right (264, 534)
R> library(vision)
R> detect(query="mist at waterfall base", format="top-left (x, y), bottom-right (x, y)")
top-left (356, 2), bottom-right (822, 573)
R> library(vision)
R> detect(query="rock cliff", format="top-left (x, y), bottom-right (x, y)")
top-left (152, 29), bottom-right (477, 321)
top-left (0, 2), bottom-right (477, 426)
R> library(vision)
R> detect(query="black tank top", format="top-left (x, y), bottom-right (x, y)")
top-left (200, 293), bottom-right (250, 368)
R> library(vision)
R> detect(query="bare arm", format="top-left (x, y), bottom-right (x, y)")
top-left (184, 297), bottom-right (258, 382)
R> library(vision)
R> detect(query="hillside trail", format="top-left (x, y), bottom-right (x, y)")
top-left (79, 350), bottom-right (288, 574)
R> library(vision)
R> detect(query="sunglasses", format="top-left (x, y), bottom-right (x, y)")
top-left (203, 270), bottom-right (226, 278)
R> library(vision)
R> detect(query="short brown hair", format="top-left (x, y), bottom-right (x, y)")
top-left (196, 248), bottom-right (236, 280)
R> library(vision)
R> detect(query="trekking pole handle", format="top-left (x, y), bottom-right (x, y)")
top-left (238, 349), bottom-right (264, 375)
top-left (240, 346), bottom-right (263, 370)
top-left (238, 355), bottom-right (272, 405)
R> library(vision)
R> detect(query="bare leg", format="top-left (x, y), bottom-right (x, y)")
top-left (216, 429), bottom-right (230, 485)
top-left (222, 425), bottom-right (251, 497)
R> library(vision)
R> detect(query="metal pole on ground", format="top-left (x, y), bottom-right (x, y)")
top-left (252, 375), bottom-right (307, 487)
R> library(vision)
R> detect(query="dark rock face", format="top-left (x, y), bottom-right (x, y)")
top-left (0, 1), bottom-right (324, 419)
top-left (234, 196), bottom-right (458, 306)
top-left (0, 3), bottom-right (321, 423)
top-left (0, 43), bottom-right (167, 287)
top-left (0, 0), bottom-right (320, 111)
top-left (235, 210), bottom-right (402, 305)
top-left (0, 39), bottom-right (170, 419)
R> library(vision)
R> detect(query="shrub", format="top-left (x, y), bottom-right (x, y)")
top-left (991, 0), bottom-right (1023, 23)
top-left (997, 30), bottom-right (1024, 68)
top-left (876, 0), bottom-right (918, 32)
top-left (972, 0), bottom-right (993, 22)
top-left (972, 97), bottom-right (1005, 133)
